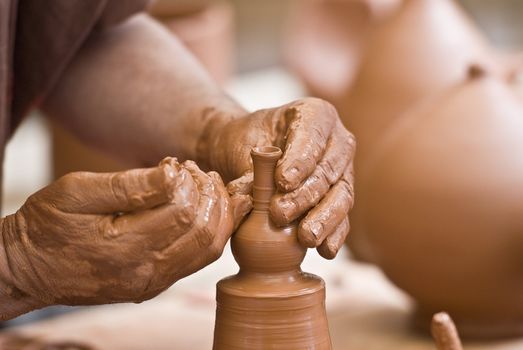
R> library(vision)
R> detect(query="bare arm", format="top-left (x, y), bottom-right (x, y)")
top-left (42, 14), bottom-right (245, 167)
top-left (42, 13), bottom-right (356, 260)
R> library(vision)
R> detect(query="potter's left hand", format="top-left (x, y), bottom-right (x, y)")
top-left (201, 97), bottom-right (355, 259)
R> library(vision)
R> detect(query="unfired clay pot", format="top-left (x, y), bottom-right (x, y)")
top-left (341, 0), bottom-right (497, 261)
top-left (213, 147), bottom-right (331, 349)
top-left (356, 67), bottom-right (523, 338)
top-left (149, 0), bottom-right (235, 84)
top-left (340, 0), bottom-right (495, 163)
top-left (284, 0), bottom-right (401, 102)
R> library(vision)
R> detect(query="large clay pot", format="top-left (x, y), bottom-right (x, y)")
top-left (284, 0), bottom-right (401, 102)
top-left (150, 0), bottom-right (235, 84)
top-left (341, 0), bottom-right (494, 162)
top-left (357, 67), bottom-right (523, 338)
top-left (341, 0), bottom-right (496, 261)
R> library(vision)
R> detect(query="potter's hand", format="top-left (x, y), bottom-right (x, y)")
top-left (201, 97), bottom-right (355, 259)
top-left (0, 158), bottom-right (250, 319)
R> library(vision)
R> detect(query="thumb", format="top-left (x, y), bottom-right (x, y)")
top-left (226, 171), bottom-right (253, 196)
top-left (230, 193), bottom-right (252, 231)
top-left (227, 172), bottom-right (254, 230)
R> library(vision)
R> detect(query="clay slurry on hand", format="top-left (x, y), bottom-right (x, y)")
top-left (198, 97), bottom-right (355, 259)
top-left (0, 157), bottom-right (251, 320)
top-left (213, 146), bottom-right (332, 350)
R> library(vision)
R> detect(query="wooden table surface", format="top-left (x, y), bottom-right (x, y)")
top-left (1, 247), bottom-right (522, 350)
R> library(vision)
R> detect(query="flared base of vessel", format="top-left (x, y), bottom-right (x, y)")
top-left (213, 271), bottom-right (332, 349)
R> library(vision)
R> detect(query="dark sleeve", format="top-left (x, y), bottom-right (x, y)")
top-left (10, 0), bottom-right (150, 133)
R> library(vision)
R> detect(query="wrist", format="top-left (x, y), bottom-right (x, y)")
top-left (195, 101), bottom-right (247, 171)
top-left (0, 215), bottom-right (44, 320)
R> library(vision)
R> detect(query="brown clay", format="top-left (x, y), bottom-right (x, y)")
top-left (213, 146), bottom-right (331, 349)
top-left (150, 0), bottom-right (235, 84)
top-left (197, 98), bottom-right (356, 260)
top-left (340, 0), bottom-right (494, 161)
top-left (340, 0), bottom-right (496, 262)
top-left (357, 67), bottom-right (523, 338)
top-left (431, 312), bottom-right (463, 350)
top-left (0, 158), bottom-right (251, 320)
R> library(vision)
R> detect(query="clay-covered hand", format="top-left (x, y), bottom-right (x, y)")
top-left (0, 158), bottom-right (250, 319)
top-left (200, 97), bottom-right (355, 259)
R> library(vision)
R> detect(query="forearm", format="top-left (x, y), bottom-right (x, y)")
top-left (42, 14), bottom-right (246, 167)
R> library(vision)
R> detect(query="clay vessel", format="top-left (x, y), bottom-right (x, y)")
top-left (357, 67), bottom-right (523, 338)
top-left (149, 0), bottom-right (235, 84)
top-left (213, 146), bottom-right (331, 349)
top-left (340, 0), bottom-right (494, 159)
top-left (284, 0), bottom-right (401, 102)
top-left (340, 0), bottom-right (496, 261)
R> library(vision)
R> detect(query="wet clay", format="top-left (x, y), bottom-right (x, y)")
top-left (197, 98), bottom-right (356, 259)
top-left (431, 313), bottom-right (463, 350)
top-left (357, 67), bottom-right (523, 338)
top-left (0, 158), bottom-right (251, 320)
top-left (213, 147), bottom-right (331, 349)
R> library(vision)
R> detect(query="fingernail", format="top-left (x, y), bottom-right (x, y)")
top-left (308, 221), bottom-right (323, 238)
top-left (278, 166), bottom-right (299, 190)
top-left (277, 199), bottom-right (296, 222)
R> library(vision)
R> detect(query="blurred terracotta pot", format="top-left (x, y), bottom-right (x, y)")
top-left (149, 0), bottom-right (235, 84)
top-left (341, 0), bottom-right (495, 162)
top-left (340, 0), bottom-right (497, 261)
top-left (284, 0), bottom-right (401, 102)
top-left (148, 0), bottom-right (210, 17)
top-left (357, 67), bottom-right (523, 338)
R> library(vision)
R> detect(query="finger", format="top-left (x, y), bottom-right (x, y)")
top-left (55, 157), bottom-right (183, 214)
top-left (98, 165), bottom-right (200, 248)
top-left (275, 98), bottom-right (337, 192)
top-left (318, 125), bottom-right (355, 184)
top-left (317, 216), bottom-right (350, 259)
top-left (270, 166), bottom-right (330, 226)
top-left (230, 193), bottom-right (253, 230)
top-left (270, 126), bottom-right (355, 226)
top-left (152, 165), bottom-right (232, 284)
top-left (226, 171), bottom-right (253, 196)
top-left (183, 162), bottom-right (233, 248)
top-left (297, 165), bottom-right (355, 248)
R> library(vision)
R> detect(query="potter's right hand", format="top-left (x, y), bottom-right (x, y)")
top-left (0, 157), bottom-right (251, 320)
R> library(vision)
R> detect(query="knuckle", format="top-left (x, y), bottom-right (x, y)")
top-left (208, 242), bottom-right (225, 261)
top-left (96, 216), bottom-right (120, 238)
top-left (176, 202), bottom-right (197, 228)
top-left (195, 226), bottom-right (215, 249)
top-left (57, 172), bottom-right (84, 192)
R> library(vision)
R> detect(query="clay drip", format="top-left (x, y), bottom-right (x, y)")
top-left (213, 146), bottom-right (332, 349)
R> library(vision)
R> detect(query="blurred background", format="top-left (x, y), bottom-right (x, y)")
top-left (5, 0), bottom-right (523, 217)
top-left (2, 0), bottom-right (523, 349)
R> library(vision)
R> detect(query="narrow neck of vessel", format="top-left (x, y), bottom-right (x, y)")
top-left (251, 146), bottom-right (282, 211)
